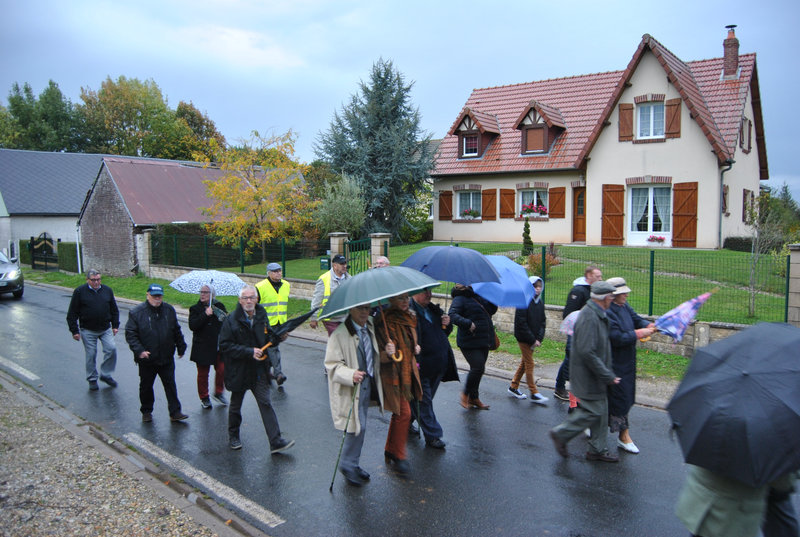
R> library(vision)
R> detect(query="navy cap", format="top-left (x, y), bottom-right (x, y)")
top-left (147, 284), bottom-right (164, 296)
top-left (332, 254), bottom-right (347, 265)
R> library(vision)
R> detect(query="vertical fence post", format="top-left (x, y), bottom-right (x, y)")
top-left (540, 245), bottom-right (547, 303)
top-left (281, 237), bottom-right (286, 276)
top-left (383, 240), bottom-right (388, 257)
top-left (648, 249), bottom-right (655, 316)
top-left (173, 235), bottom-right (179, 266)
top-left (240, 237), bottom-right (245, 274)
top-left (203, 236), bottom-right (209, 269)
top-left (786, 254), bottom-right (791, 323)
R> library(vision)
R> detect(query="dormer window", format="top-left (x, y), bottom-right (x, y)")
top-left (514, 101), bottom-right (564, 155)
top-left (523, 126), bottom-right (547, 153)
top-left (463, 134), bottom-right (479, 157)
top-left (449, 107), bottom-right (500, 159)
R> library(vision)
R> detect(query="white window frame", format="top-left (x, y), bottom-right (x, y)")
top-left (456, 190), bottom-right (482, 218)
top-left (519, 189), bottom-right (548, 216)
top-left (462, 134), bottom-right (479, 157)
top-left (637, 102), bottom-right (665, 139)
top-left (628, 185), bottom-right (672, 246)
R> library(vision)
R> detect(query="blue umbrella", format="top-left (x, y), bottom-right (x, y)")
top-left (399, 245), bottom-right (501, 285)
top-left (472, 255), bottom-right (535, 308)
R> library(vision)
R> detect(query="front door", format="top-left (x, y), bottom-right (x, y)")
top-left (572, 187), bottom-right (586, 242)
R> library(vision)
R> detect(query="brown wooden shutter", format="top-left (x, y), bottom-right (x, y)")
top-left (673, 182), bottom-right (698, 248)
top-left (602, 184), bottom-right (625, 245)
top-left (548, 187), bottom-right (566, 218)
top-left (619, 104), bottom-right (633, 141)
top-left (665, 98), bottom-right (681, 139)
top-left (481, 188), bottom-right (497, 220)
top-left (438, 191), bottom-right (452, 221)
top-left (500, 189), bottom-right (516, 218)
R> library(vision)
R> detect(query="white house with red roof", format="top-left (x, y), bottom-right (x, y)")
top-left (432, 28), bottom-right (765, 249)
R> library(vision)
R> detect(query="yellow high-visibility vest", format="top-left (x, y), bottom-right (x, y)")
top-left (256, 278), bottom-right (290, 326)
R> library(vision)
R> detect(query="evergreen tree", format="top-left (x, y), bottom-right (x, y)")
top-left (522, 217), bottom-right (534, 255)
top-left (314, 58), bottom-right (435, 238)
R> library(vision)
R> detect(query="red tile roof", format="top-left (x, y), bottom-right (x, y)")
top-left (434, 34), bottom-right (762, 177)
top-left (103, 157), bottom-right (225, 226)
top-left (447, 107), bottom-right (501, 135)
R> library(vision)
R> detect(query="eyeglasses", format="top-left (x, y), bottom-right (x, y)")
top-left (240, 296), bottom-right (257, 301)
top-left (88, 277), bottom-right (101, 282)
top-left (200, 291), bottom-right (211, 294)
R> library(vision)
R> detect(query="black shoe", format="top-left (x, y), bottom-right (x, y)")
top-left (585, 450), bottom-right (619, 463)
top-left (275, 373), bottom-right (287, 386)
top-left (99, 375), bottom-right (117, 387)
top-left (339, 467), bottom-right (364, 487)
top-left (384, 451), bottom-right (410, 476)
top-left (88, 380), bottom-right (99, 391)
top-left (426, 437), bottom-right (446, 450)
top-left (355, 467), bottom-right (370, 481)
top-left (212, 392), bottom-right (228, 406)
top-left (142, 413), bottom-right (153, 423)
top-left (270, 438), bottom-right (295, 454)
top-left (553, 388), bottom-right (569, 401)
top-left (550, 430), bottom-right (568, 458)
top-left (200, 398), bottom-right (212, 409)
top-left (170, 412), bottom-right (189, 422)
top-left (229, 436), bottom-right (242, 450)
top-left (409, 421), bottom-right (419, 435)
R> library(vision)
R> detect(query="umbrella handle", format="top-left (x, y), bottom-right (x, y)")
top-left (638, 336), bottom-right (651, 342)
top-left (255, 342), bottom-right (273, 360)
top-left (392, 349), bottom-right (403, 363)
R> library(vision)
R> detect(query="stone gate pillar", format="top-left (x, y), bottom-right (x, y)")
top-left (789, 244), bottom-right (800, 327)
top-left (369, 233), bottom-right (391, 267)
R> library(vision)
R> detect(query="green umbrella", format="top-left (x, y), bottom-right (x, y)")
top-left (319, 265), bottom-right (440, 319)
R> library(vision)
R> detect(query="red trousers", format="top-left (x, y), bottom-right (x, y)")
top-left (385, 398), bottom-right (411, 460)
top-left (196, 357), bottom-right (225, 399)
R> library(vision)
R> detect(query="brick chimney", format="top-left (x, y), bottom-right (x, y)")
top-left (723, 25), bottom-right (740, 79)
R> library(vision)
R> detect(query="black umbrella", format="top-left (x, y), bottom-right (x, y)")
top-left (667, 322), bottom-right (800, 487)
top-left (256, 308), bottom-right (320, 357)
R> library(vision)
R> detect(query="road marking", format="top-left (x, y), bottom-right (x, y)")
top-left (123, 433), bottom-right (285, 528)
top-left (0, 355), bottom-right (40, 381)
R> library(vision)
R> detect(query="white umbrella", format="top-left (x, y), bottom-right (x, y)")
top-left (169, 270), bottom-right (246, 296)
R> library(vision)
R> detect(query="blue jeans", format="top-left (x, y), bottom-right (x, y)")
top-left (411, 374), bottom-right (444, 441)
top-left (80, 328), bottom-right (117, 382)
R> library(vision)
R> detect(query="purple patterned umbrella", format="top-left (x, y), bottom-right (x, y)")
top-left (655, 291), bottom-right (714, 342)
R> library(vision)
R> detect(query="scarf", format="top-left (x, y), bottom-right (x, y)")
top-left (377, 307), bottom-right (418, 401)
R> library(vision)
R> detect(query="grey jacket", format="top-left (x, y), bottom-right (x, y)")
top-left (569, 300), bottom-right (616, 400)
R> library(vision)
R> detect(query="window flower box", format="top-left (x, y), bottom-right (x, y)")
top-left (460, 208), bottom-right (480, 220)
top-left (647, 235), bottom-right (666, 243)
top-left (520, 203), bottom-right (548, 217)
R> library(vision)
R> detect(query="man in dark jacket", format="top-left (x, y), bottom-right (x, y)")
top-left (549, 281), bottom-right (620, 463)
top-left (508, 276), bottom-right (548, 404)
top-left (66, 269), bottom-right (120, 391)
top-left (553, 266), bottom-right (602, 400)
top-left (125, 284), bottom-right (188, 423)
top-left (219, 284), bottom-right (294, 453)
top-left (409, 288), bottom-right (458, 449)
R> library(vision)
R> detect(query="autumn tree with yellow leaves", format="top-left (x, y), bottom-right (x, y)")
top-left (201, 130), bottom-right (316, 262)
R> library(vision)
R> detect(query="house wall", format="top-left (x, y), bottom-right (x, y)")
top-left (722, 87), bottom-right (765, 240)
top-left (3, 215), bottom-right (78, 255)
top-left (80, 169), bottom-right (136, 276)
top-left (433, 171), bottom-right (579, 243)
top-left (587, 52), bottom-right (723, 248)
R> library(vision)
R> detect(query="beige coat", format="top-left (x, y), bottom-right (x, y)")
top-left (325, 316), bottom-right (384, 435)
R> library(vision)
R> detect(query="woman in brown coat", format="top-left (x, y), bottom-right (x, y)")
top-left (375, 293), bottom-right (422, 476)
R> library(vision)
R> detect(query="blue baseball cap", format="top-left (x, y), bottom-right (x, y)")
top-left (147, 284), bottom-right (164, 296)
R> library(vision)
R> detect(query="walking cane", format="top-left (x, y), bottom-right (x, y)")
top-left (329, 385), bottom-right (358, 492)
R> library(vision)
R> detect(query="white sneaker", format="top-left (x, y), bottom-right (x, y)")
top-left (530, 393), bottom-right (549, 405)
top-left (584, 428), bottom-right (591, 438)
top-left (617, 439), bottom-right (640, 454)
top-left (507, 387), bottom-right (527, 399)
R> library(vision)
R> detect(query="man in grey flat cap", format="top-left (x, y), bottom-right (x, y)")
top-left (549, 280), bottom-right (621, 463)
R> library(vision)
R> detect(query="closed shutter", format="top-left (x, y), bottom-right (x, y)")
top-left (548, 187), bottom-right (566, 218)
top-left (482, 189), bottom-right (497, 220)
top-left (673, 182), bottom-right (698, 248)
top-left (619, 104), bottom-right (633, 142)
top-left (438, 191), bottom-right (452, 221)
top-left (665, 98), bottom-right (681, 139)
top-left (602, 184), bottom-right (625, 245)
top-left (500, 189), bottom-right (516, 218)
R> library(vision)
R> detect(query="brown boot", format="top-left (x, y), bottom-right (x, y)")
top-left (459, 392), bottom-right (470, 409)
top-left (469, 397), bottom-right (490, 410)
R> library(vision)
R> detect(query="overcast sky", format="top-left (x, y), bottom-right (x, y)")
top-left (3, 0), bottom-right (798, 200)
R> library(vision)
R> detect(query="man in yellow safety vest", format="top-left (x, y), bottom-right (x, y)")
top-left (256, 262), bottom-right (290, 387)
top-left (310, 254), bottom-right (351, 336)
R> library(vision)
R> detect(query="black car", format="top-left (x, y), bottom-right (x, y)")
top-left (0, 251), bottom-right (23, 299)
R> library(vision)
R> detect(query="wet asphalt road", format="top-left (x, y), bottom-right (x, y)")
top-left (3, 285), bottom-right (795, 536)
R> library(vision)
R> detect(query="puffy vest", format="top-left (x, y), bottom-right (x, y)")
top-left (256, 278), bottom-right (290, 326)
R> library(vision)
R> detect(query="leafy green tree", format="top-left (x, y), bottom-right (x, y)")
top-left (313, 174), bottom-right (366, 238)
top-left (3, 81), bottom-right (78, 151)
top-left (314, 58), bottom-right (435, 238)
top-left (202, 131), bottom-right (315, 262)
top-left (0, 105), bottom-right (17, 148)
top-left (304, 160), bottom-right (341, 201)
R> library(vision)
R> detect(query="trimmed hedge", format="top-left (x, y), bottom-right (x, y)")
top-left (58, 242), bottom-right (83, 273)
top-left (19, 239), bottom-right (32, 265)
top-left (723, 236), bottom-right (753, 252)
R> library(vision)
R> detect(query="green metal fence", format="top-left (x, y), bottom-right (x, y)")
top-left (388, 241), bottom-right (789, 326)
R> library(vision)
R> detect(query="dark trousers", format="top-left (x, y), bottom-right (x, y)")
top-left (762, 485), bottom-right (799, 537)
top-left (138, 360), bottom-right (182, 416)
top-left (228, 369), bottom-right (282, 448)
top-left (555, 335), bottom-right (571, 391)
top-left (196, 356), bottom-right (225, 400)
top-left (410, 374), bottom-right (444, 441)
top-left (461, 347), bottom-right (488, 399)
